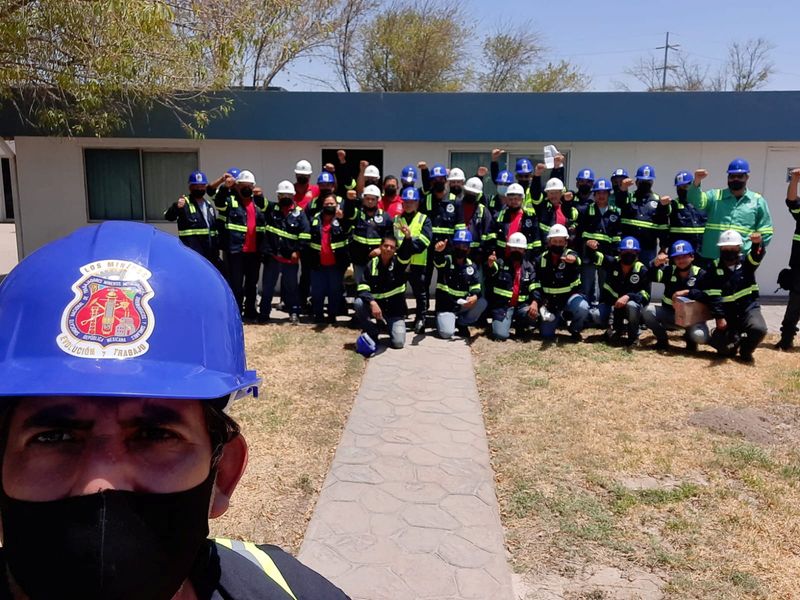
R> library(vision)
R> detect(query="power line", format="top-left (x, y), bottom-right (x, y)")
top-left (655, 32), bottom-right (680, 91)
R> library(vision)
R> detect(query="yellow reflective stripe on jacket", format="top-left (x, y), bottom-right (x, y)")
top-left (227, 223), bottom-right (249, 233)
top-left (794, 233), bottom-right (800, 242)
top-left (215, 539), bottom-right (298, 600)
top-left (493, 287), bottom-right (513, 298)
top-left (372, 284), bottom-right (407, 300)
top-left (352, 234), bottom-right (382, 245)
top-left (704, 288), bottom-right (722, 297)
top-left (704, 222), bottom-right (752, 234)
top-left (721, 284), bottom-right (759, 303)
top-left (266, 225), bottom-right (300, 240)
top-left (670, 226), bottom-right (705, 234)
top-left (662, 296), bottom-right (673, 306)
top-left (179, 229), bottom-right (210, 236)
top-left (436, 283), bottom-right (469, 297)
top-left (620, 218), bottom-right (667, 230)
top-left (406, 212), bottom-right (430, 266)
top-left (582, 232), bottom-right (618, 243)
top-left (542, 280), bottom-right (580, 295)
top-left (357, 283), bottom-right (371, 292)
top-left (309, 239), bottom-right (348, 251)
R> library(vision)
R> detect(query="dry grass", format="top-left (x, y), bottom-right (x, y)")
top-left (472, 332), bottom-right (800, 599)
top-left (210, 322), bottom-right (364, 552)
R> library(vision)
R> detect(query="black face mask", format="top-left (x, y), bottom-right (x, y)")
top-left (578, 184), bottom-right (592, 196)
top-left (637, 181), bottom-right (652, 195)
top-left (463, 194), bottom-right (477, 203)
top-left (620, 253), bottom-right (636, 265)
top-left (384, 187), bottom-right (397, 197)
top-left (450, 186), bottom-right (463, 196)
top-left (510, 251), bottom-right (524, 262)
top-left (729, 180), bottom-right (746, 192)
top-left (296, 175), bottom-right (309, 185)
top-left (322, 205), bottom-right (337, 215)
top-left (239, 187), bottom-right (253, 198)
top-left (190, 189), bottom-right (206, 200)
top-left (454, 248), bottom-right (469, 259)
top-left (612, 184), bottom-right (622, 195)
top-left (0, 470), bottom-right (215, 600)
top-left (432, 181), bottom-right (446, 193)
top-left (550, 245), bottom-right (565, 256)
top-left (518, 179), bottom-right (531, 190)
top-left (279, 198), bottom-right (293, 208)
top-left (720, 249), bottom-right (740, 264)
top-left (677, 188), bottom-right (688, 202)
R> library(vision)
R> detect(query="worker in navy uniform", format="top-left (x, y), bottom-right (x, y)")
top-left (577, 178), bottom-right (622, 304)
top-left (665, 171), bottom-right (708, 254)
top-left (344, 184), bottom-right (394, 285)
top-left (432, 230), bottom-right (487, 339)
top-left (354, 234), bottom-right (412, 349)
top-left (487, 232), bottom-right (542, 341)
top-left (488, 183), bottom-right (541, 261)
top-left (536, 224), bottom-right (590, 342)
top-left (534, 178), bottom-right (579, 248)
top-left (776, 168), bottom-right (800, 350)
top-left (164, 170), bottom-right (222, 271)
top-left (484, 169), bottom-right (514, 219)
top-left (642, 239), bottom-right (709, 352)
top-left (258, 180), bottom-right (309, 325)
top-left (0, 221), bottom-right (350, 600)
top-left (588, 235), bottom-right (651, 346)
top-left (696, 229), bottom-right (767, 363)
top-left (614, 165), bottom-right (670, 267)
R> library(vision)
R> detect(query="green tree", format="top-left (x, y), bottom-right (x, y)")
top-left (0, 0), bottom-right (238, 136)
top-left (353, 0), bottom-right (470, 92)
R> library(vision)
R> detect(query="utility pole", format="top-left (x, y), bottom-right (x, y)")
top-left (656, 32), bottom-right (680, 91)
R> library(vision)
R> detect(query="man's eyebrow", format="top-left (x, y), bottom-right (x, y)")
top-left (21, 405), bottom-right (92, 430)
top-left (121, 404), bottom-right (189, 427)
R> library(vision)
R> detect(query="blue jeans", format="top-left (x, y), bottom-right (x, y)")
top-left (260, 259), bottom-right (299, 316)
top-left (580, 262), bottom-right (607, 305)
top-left (642, 304), bottom-right (710, 344)
top-left (436, 297), bottom-right (489, 339)
top-left (598, 300), bottom-right (643, 340)
top-left (492, 305), bottom-right (535, 341)
top-left (353, 297), bottom-right (406, 349)
top-left (540, 294), bottom-right (591, 338)
top-left (311, 266), bottom-right (344, 319)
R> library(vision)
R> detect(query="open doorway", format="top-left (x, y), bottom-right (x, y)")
top-left (321, 148), bottom-right (384, 192)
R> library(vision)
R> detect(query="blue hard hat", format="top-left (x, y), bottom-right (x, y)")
top-left (401, 165), bottom-right (418, 183)
top-left (674, 171), bottom-right (693, 187)
top-left (0, 222), bottom-right (259, 402)
top-left (727, 158), bottom-right (750, 174)
top-left (430, 163), bottom-right (447, 179)
top-left (515, 158), bottom-right (533, 175)
top-left (611, 168), bottom-right (629, 178)
top-left (669, 239), bottom-right (694, 258)
top-left (318, 171), bottom-right (335, 184)
top-left (188, 170), bottom-right (208, 185)
top-left (356, 332), bottom-right (377, 357)
top-left (576, 168), bottom-right (595, 182)
top-left (226, 167), bottom-right (241, 178)
top-left (592, 178), bottom-right (612, 192)
top-left (452, 229), bottom-right (473, 244)
top-left (401, 187), bottom-right (420, 202)
top-left (619, 236), bottom-right (641, 252)
top-left (495, 170), bottom-right (514, 185)
top-left (635, 165), bottom-right (656, 181)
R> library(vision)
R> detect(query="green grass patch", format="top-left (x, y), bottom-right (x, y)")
top-left (715, 442), bottom-right (774, 470)
top-left (607, 481), bottom-right (701, 514)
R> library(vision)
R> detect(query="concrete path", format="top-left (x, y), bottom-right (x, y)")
top-left (298, 333), bottom-right (514, 600)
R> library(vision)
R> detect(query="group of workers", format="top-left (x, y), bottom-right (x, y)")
top-left (165, 149), bottom-right (800, 362)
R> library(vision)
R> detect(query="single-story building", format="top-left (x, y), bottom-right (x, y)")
top-left (1, 90), bottom-right (799, 292)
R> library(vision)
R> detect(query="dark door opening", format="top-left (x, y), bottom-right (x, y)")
top-left (321, 148), bottom-right (384, 192)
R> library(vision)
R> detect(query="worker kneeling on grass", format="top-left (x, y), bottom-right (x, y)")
top-left (643, 239), bottom-right (709, 353)
top-left (0, 222), bottom-right (350, 600)
top-left (695, 229), bottom-right (767, 363)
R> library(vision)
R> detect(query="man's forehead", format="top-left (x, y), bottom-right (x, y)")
top-left (10, 396), bottom-right (203, 421)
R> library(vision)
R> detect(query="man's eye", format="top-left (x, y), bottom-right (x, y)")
top-left (32, 430), bottom-right (75, 444)
top-left (133, 428), bottom-right (179, 442)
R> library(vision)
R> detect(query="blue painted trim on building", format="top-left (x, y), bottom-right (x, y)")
top-left (3, 90), bottom-right (800, 142)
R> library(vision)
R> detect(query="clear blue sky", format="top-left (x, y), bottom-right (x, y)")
top-left (272, 0), bottom-right (800, 91)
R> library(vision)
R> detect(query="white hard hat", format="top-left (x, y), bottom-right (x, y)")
top-left (547, 224), bottom-right (569, 239)
top-left (236, 170), bottom-right (256, 185)
top-left (717, 229), bottom-right (744, 247)
top-left (294, 160), bottom-right (313, 175)
top-left (507, 232), bottom-right (528, 250)
top-left (464, 177), bottom-right (483, 195)
top-left (276, 180), bottom-right (295, 196)
top-left (447, 168), bottom-right (466, 182)
top-left (364, 165), bottom-right (380, 179)
top-left (544, 177), bottom-right (564, 192)
top-left (506, 183), bottom-right (525, 196)
top-left (363, 184), bottom-right (381, 198)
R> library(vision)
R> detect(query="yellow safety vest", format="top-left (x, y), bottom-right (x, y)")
top-left (215, 538), bottom-right (298, 600)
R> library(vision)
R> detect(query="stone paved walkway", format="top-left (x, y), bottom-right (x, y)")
top-left (298, 333), bottom-right (514, 600)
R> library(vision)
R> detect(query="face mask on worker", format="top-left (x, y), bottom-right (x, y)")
top-left (577, 184), bottom-right (592, 196)
top-left (296, 175), bottom-right (309, 185)
top-left (677, 188), bottom-right (688, 202)
top-left (450, 185), bottom-right (463, 196)
top-left (510, 250), bottom-right (524, 262)
top-left (190, 189), bottom-right (206, 200)
top-left (432, 181), bottom-right (446, 193)
top-left (454, 247), bottom-right (469, 259)
top-left (720, 249), bottom-right (740, 264)
top-left (496, 185), bottom-right (509, 196)
top-left (728, 179), bottom-right (746, 192)
top-left (463, 193), bottom-right (477, 204)
top-left (253, 193), bottom-right (264, 204)
top-left (238, 187), bottom-right (253, 198)
top-left (279, 197), bottom-right (293, 208)
top-left (549, 244), bottom-right (565, 256)
top-left (0, 469), bottom-right (216, 600)
top-left (620, 253), bottom-right (636, 265)
top-left (384, 186), bottom-right (397, 197)
top-left (517, 178), bottom-right (531, 190)
top-left (637, 181), bottom-right (652, 195)
top-left (322, 205), bottom-right (337, 215)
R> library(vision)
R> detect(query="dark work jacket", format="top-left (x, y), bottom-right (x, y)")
top-left (613, 189), bottom-right (669, 252)
top-left (357, 254), bottom-right (411, 318)
top-left (433, 252), bottom-right (482, 313)
top-left (345, 203), bottom-right (394, 266)
top-left (214, 194), bottom-right (266, 254)
top-left (487, 257), bottom-right (542, 315)
top-left (259, 201), bottom-right (309, 261)
top-left (535, 250), bottom-right (582, 310)
top-left (666, 199), bottom-right (708, 252)
top-left (534, 201), bottom-right (579, 246)
top-left (649, 263), bottom-right (704, 308)
top-left (696, 244), bottom-right (764, 319)
top-left (591, 250), bottom-right (651, 306)
top-left (164, 196), bottom-right (219, 257)
top-left (455, 199), bottom-right (494, 262)
top-left (577, 203), bottom-right (622, 257)
top-left (489, 207), bottom-right (541, 259)
top-left (301, 213), bottom-right (350, 270)
top-left (787, 198), bottom-right (800, 269)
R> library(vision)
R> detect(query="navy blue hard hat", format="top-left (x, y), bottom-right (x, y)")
top-left (619, 236), bottom-right (641, 252)
top-left (611, 168), bottom-right (629, 178)
top-left (674, 171), bottom-right (693, 187)
top-left (592, 178), bottom-right (612, 192)
top-left (635, 165), bottom-right (656, 181)
top-left (515, 158), bottom-right (533, 175)
top-left (495, 170), bottom-right (514, 185)
top-left (669, 239), bottom-right (694, 257)
top-left (727, 158), bottom-right (750, 174)
top-left (188, 170), bottom-right (208, 185)
top-left (401, 165), bottom-right (417, 184)
top-left (226, 167), bottom-right (241, 178)
top-left (355, 332), bottom-right (377, 357)
top-left (430, 164), bottom-right (447, 179)
top-left (401, 187), bottom-right (420, 202)
top-left (452, 229), bottom-right (473, 244)
top-left (576, 168), bottom-right (595, 182)
top-left (318, 171), bottom-right (335, 185)
top-left (0, 222), bottom-right (259, 403)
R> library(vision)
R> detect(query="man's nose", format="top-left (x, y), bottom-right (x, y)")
top-left (72, 436), bottom-right (134, 495)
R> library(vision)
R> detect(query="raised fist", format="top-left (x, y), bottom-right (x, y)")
top-left (694, 169), bottom-right (708, 183)
top-left (177, 197), bottom-right (186, 208)
top-left (534, 163), bottom-right (546, 176)
top-left (417, 161), bottom-right (428, 170)
top-left (477, 166), bottom-right (488, 178)
top-left (337, 149), bottom-right (346, 162)
top-left (434, 240), bottom-right (447, 253)
top-left (659, 195), bottom-right (671, 206)
top-left (491, 148), bottom-right (504, 161)
top-left (586, 239), bottom-right (599, 251)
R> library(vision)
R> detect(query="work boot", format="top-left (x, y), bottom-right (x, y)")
top-left (290, 313), bottom-right (300, 325)
top-left (685, 339), bottom-right (698, 353)
top-left (655, 338), bottom-right (669, 351)
top-left (775, 337), bottom-right (793, 351)
top-left (414, 318), bottom-right (425, 334)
